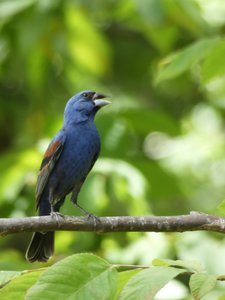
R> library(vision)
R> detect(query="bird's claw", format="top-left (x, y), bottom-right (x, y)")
top-left (87, 213), bottom-right (100, 230)
top-left (87, 213), bottom-right (99, 221)
top-left (50, 211), bottom-right (64, 226)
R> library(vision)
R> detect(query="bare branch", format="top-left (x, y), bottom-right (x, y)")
top-left (0, 212), bottom-right (225, 236)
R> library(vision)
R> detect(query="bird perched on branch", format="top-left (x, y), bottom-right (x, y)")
top-left (26, 91), bottom-right (110, 262)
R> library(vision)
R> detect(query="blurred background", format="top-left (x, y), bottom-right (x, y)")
top-left (1, 0), bottom-right (225, 297)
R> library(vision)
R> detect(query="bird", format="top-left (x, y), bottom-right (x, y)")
top-left (25, 90), bottom-right (110, 263)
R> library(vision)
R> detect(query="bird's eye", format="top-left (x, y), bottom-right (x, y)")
top-left (82, 93), bottom-right (88, 98)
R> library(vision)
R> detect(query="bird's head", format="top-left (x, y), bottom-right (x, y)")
top-left (64, 90), bottom-right (111, 125)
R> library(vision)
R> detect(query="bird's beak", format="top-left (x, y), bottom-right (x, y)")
top-left (93, 93), bottom-right (111, 108)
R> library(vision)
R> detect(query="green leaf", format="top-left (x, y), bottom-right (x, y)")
top-left (152, 258), bottom-right (204, 273)
top-left (190, 273), bottom-right (217, 300)
top-left (0, 271), bottom-right (21, 286)
top-left (26, 254), bottom-right (118, 300)
top-left (0, 270), bottom-right (44, 300)
top-left (155, 37), bottom-right (220, 84)
top-left (201, 40), bottom-right (225, 84)
top-left (114, 269), bottom-right (141, 300)
top-left (118, 266), bottom-right (185, 300)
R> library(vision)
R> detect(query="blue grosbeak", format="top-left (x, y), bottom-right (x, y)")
top-left (26, 91), bottom-right (110, 262)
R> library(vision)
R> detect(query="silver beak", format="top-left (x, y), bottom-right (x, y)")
top-left (92, 92), bottom-right (111, 108)
top-left (94, 99), bottom-right (111, 107)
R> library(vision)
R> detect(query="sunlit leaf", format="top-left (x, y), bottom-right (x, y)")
top-left (0, 270), bottom-right (21, 286)
top-left (0, 269), bottom-right (44, 300)
top-left (118, 266), bottom-right (185, 300)
top-left (190, 273), bottom-right (217, 300)
top-left (26, 254), bottom-right (118, 300)
top-left (153, 258), bottom-right (204, 273)
top-left (114, 269), bottom-right (141, 300)
top-left (155, 37), bottom-right (220, 83)
top-left (201, 39), bottom-right (225, 84)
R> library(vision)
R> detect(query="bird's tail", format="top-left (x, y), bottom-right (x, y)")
top-left (26, 192), bottom-right (65, 263)
top-left (25, 231), bottom-right (54, 263)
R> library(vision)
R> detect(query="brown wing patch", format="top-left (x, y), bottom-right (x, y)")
top-left (45, 140), bottom-right (62, 158)
top-left (40, 140), bottom-right (62, 170)
top-left (36, 134), bottom-right (66, 208)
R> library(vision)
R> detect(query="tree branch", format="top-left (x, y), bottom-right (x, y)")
top-left (0, 212), bottom-right (225, 236)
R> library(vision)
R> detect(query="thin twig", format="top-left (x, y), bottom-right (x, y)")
top-left (112, 264), bottom-right (149, 270)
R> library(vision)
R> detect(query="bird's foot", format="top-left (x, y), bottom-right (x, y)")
top-left (87, 213), bottom-right (99, 221)
top-left (50, 211), bottom-right (64, 218)
top-left (71, 201), bottom-right (101, 229)
top-left (50, 211), bottom-right (64, 226)
top-left (87, 213), bottom-right (100, 231)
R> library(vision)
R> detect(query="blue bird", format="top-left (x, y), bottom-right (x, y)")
top-left (26, 91), bottom-right (110, 262)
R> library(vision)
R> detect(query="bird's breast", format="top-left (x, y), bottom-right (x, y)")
top-left (50, 122), bottom-right (100, 195)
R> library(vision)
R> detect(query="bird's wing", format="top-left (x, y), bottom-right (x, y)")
top-left (36, 130), bottom-right (66, 209)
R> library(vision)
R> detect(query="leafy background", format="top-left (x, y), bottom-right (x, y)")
top-left (1, 0), bottom-right (225, 298)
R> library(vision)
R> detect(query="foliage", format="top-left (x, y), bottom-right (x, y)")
top-left (1, 0), bottom-right (225, 298)
top-left (0, 254), bottom-right (224, 300)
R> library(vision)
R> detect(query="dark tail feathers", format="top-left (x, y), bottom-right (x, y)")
top-left (25, 231), bottom-right (54, 263)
